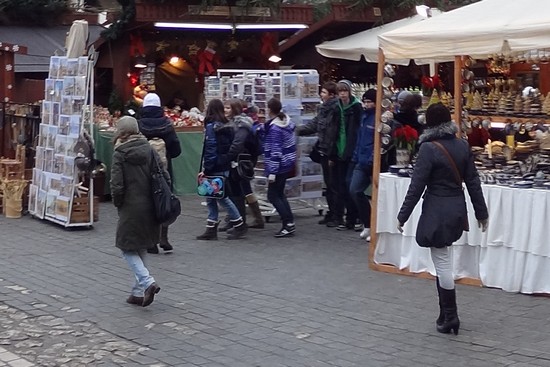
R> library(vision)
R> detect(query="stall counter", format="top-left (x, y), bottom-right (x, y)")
top-left (375, 173), bottom-right (550, 294)
top-left (93, 125), bottom-right (203, 196)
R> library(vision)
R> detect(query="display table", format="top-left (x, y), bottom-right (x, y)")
top-left (375, 173), bottom-right (550, 294)
top-left (93, 125), bottom-right (203, 196)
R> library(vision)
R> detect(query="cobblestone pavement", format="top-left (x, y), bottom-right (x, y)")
top-left (1, 195), bottom-right (550, 367)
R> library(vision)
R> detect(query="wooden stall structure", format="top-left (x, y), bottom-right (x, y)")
top-left (370, 0), bottom-right (550, 294)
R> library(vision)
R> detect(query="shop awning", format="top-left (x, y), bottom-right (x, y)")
top-left (1, 25), bottom-right (104, 73)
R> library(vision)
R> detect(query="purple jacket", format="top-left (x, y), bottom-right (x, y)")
top-left (263, 114), bottom-right (297, 176)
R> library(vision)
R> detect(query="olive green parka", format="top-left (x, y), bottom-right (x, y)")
top-left (111, 135), bottom-right (161, 250)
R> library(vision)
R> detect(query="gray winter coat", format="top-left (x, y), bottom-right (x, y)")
top-left (397, 122), bottom-right (488, 248)
top-left (111, 135), bottom-right (160, 251)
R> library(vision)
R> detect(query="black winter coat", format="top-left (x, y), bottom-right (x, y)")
top-left (202, 120), bottom-right (235, 175)
top-left (296, 97), bottom-right (339, 157)
top-left (139, 106), bottom-right (182, 179)
top-left (397, 122), bottom-right (488, 248)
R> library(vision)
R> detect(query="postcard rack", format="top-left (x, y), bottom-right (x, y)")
top-left (28, 55), bottom-right (95, 227)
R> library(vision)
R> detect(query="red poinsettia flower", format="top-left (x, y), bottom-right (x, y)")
top-left (393, 125), bottom-right (419, 152)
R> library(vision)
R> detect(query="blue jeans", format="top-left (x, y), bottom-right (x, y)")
top-left (349, 164), bottom-right (372, 228)
top-left (207, 196), bottom-right (241, 222)
top-left (267, 172), bottom-right (294, 226)
top-left (121, 250), bottom-right (155, 297)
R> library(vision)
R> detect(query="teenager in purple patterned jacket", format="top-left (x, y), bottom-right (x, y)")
top-left (263, 98), bottom-right (297, 237)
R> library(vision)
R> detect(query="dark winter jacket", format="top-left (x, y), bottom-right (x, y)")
top-left (335, 96), bottom-right (362, 161)
top-left (202, 120), bottom-right (235, 175)
top-left (352, 107), bottom-right (375, 169)
top-left (394, 109), bottom-right (423, 136)
top-left (224, 114), bottom-right (255, 164)
top-left (296, 97), bottom-right (339, 157)
top-left (397, 122), bottom-right (488, 248)
top-left (111, 135), bottom-right (163, 251)
top-left (264, 114), bottom-right (297, 176)
top-left (139, 105), bottom-right (182, 178)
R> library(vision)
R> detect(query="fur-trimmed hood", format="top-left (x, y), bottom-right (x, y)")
top-left (419, 121), bottom-right (457, 144)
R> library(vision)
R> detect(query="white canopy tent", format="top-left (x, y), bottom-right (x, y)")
top-left (315, 10), bottom-right (441, 65)
top-left (378, 0), bottom-right (550, 61)
top-left (369, 0), bottom-right (550, 286)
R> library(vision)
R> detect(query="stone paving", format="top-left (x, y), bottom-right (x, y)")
top-left (1, 195), bottom-right (550, 366)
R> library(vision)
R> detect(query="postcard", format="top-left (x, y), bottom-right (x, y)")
top-left (63, 77), bottom-right (75, 96)
top-left (77, 56), bottom-right (88, 76)
top-left (36, 189), bottom-right (47, 219)
top-left (74, 76), bottom-right (86, 97)
top-left (55, 196), bottom-right (70, 221)
top-left (49, 57), bottom-right (60, 78)
top-left (58, 57), bottom-right (68, 78)
top-left (67, 58), bottom-right (78, 77)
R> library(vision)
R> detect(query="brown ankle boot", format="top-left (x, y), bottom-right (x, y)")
top-left (247, 200), bottom-right (265, 229)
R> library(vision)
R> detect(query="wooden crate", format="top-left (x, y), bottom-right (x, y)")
top-left (69, 196), bottom-right (99, 223)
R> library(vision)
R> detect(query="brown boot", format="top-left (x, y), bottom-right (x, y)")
top-left (246, 195), bottom-right (264, 229)
top-left (126, 295), bottom-right (144, 305)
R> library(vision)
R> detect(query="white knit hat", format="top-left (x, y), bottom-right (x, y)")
top-left (143, 93), bottom-right (161, 107)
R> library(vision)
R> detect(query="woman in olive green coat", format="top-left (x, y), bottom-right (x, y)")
top-left (111, 116), bottom-right (162, 307)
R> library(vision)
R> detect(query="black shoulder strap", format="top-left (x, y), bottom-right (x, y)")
top-left (432, 141), bottom-right (462, 186)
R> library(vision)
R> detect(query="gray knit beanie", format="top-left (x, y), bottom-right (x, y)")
top-left (116, 116), bottom-right (139, 136)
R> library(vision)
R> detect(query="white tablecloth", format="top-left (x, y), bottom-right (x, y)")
top-left (375, 173), bottom-right (550, 294)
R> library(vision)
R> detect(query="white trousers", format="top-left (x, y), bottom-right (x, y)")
top-left (430, 246), bottom-right (455, 290)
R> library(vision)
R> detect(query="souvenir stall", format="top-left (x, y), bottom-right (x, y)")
top-left (206, 69), bottom-right (325, 215)
top-left (370, 0), bottom-right (550, 294)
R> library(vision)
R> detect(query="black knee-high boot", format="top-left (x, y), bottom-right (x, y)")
top-left (231, 196), bottom-right (247, 224)
top-left (437, 287), bottom-right (460, 335)
top-left (436, 278), bottom-right (444, 327)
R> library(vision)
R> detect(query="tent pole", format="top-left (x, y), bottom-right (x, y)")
top-left (453, 56), bottom-right (462, 133)
top-left (368, 48), bottom-right (385, 269)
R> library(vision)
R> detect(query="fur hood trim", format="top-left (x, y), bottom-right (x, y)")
top-left (419, 121), bottom-right (457, 143)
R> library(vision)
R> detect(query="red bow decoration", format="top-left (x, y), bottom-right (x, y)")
top-left (197, 47), bottom-right (221, 76)
top-left (129, 34), bottom-right (145, 56)
top-left (260, 32), bottom-right (276, 57)
top-left (421, 75), bottom-right (442, 90)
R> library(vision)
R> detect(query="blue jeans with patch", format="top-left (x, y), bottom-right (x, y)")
top-left (121, 249), bottom-right (155, 297)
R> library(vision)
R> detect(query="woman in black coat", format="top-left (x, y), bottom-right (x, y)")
top-left (138, 93), bottom-right (182, 254)
top-left (397, 103), bottom-right (488, 335)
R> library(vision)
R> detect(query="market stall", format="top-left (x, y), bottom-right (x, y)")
top-left (370, 0), bottom-right (550, 293)
top-left (93, 125), bottom-right (203, 196)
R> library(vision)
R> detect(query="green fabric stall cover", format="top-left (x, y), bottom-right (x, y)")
top-left (93, 125), bottom-right (203, 196)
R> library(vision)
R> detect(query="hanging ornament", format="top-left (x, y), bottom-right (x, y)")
top-left (187, 43), bottom-right (200, 56)
top-left (129, 33), bottom-right (145, 56)
top-left (155, 40), bottom-right (170, 52)
top-left (12, 45), bottom-right (19, 52)
top-left (197, 41), bottom-right (221, 76)
top-left (227, 38), bottom-right (240, 52)
top-left (7, 84), bottom-right (12, 89)
top-left (260, 32), bottom-right (276, 58)
top-left (5, 64), bottom-right (13, 72)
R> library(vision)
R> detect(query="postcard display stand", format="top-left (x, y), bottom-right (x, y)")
top-left (206, 69), bottom-right (325, 215)
top-left (28, 56), bottom-right (94, 227)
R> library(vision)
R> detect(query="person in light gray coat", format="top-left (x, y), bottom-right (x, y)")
top-left (111, 116), bottom-right (164, 307)
top-left (397, 103), bottom-right (488, 336)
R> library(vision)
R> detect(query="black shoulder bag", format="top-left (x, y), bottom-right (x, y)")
top-left (150, 149), bottom-right (181, 225)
